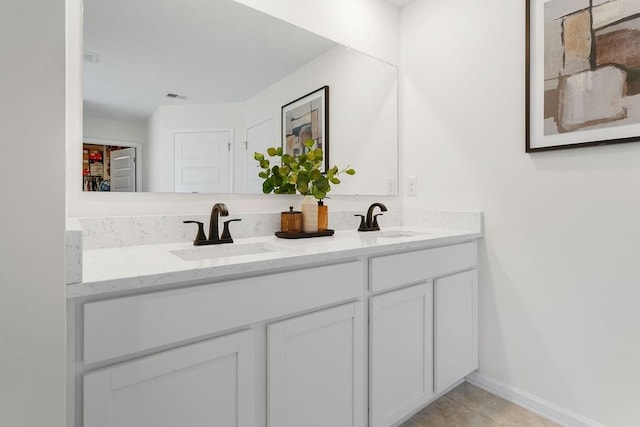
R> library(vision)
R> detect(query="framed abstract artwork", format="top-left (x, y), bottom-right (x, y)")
top-left (281, 86), bottom-right (329, 172)
top-left (526, 0), bottom-right (640, 152)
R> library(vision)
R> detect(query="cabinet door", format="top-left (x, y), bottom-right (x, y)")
top-left (84, 330), bottom-right (254, 427)
top-left (435, 269), bottom-right (478, 393)
top-left (268, 302), bottom-right (365, 427)
top-left (370, 282), bottom-right (434, 427)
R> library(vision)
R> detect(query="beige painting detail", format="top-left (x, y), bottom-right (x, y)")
top-left (562, 10), bottom-right (592, 75)
top-left (543, 0), bottom-right (640, 135)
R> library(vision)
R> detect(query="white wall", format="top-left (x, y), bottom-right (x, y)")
top-left (146, 103), bottom-right (245, 192)
top-left (0, 1), bottom-right (66, 426)
top-left (84, 115), bottom-right (147, 143)
top-left (234, 0), bottom-right (400, 66)
top-left (246, 45), bottom-right (398, 196)
top-left (401, 0), bottom-right (640, 425)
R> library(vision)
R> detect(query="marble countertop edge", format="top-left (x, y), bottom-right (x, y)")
top-left (67, 227), bottom-right (482, 299)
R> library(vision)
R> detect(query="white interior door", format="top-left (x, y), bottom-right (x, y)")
top-left (110, 147), bottom-right (136, 192)
top-left (83, 331), bottom-right (254, 427)
top-left (245, 118), bottom-right (274, 193)
top-left (174, 130), bottom-right (231, 193)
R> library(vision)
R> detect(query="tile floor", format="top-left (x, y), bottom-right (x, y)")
top-left (400, 382), bottom-right (560, 427)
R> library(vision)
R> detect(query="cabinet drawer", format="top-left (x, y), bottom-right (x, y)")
top-left (84, 261), bottom-right (363, 364)
top-left (369, 242), bottom-right (477, 293)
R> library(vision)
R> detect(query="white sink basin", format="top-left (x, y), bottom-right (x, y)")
top-left (367, 230), bottom-right (431, 239)
top-left (171, 242), bottom-right (284, 261)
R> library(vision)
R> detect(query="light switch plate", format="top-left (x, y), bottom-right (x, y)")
top-left (407, 177), bottom-right (418, 196)
top-left (386, 179), bottom-right (396, 195)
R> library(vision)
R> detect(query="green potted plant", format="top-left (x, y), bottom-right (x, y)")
top-left (254, 139), bottom-right (355, 232)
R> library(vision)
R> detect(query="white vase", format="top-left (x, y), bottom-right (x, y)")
top-left (301, 195), bottom-right (318, 233)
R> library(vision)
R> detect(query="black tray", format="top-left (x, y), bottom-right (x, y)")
top-left (275, 229), bottom-right (335, 239)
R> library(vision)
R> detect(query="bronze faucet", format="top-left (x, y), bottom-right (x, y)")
top-left (209, 203), bottom-right (228, 243)
top-left (356, 202), bottom-right (388, 231)
top-left (184, 203), bottom-right (242, 245)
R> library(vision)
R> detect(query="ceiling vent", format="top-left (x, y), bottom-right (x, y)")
top-left (83, 50), bottom-right (99, 63)
top-left (166, 93), bottom-right (187, 99)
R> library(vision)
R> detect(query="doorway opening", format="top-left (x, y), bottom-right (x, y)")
top-left (82, 138), bottom-right (142, 192)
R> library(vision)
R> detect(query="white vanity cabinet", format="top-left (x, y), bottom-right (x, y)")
top-left (71, 261), bottom-right (364, 427)
top-left (368, 241), bottom-right (478, 427)
top-left (70, 237), bottom-right (480, 427)
top-left (268, 302), bottom-right (365, 427)
top-left (83, 331), bottom-right (255, 427)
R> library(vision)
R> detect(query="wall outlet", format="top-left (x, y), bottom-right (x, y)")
top-left (407, 177), bottom-right (418, 196)
top-left (386, 179), bottom-right (396, 195)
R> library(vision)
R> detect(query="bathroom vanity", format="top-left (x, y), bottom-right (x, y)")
top-left (67, 221), bottom-right (481, 427)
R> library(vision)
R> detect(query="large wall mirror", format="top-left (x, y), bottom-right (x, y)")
top-left (82, 0), bottom-right (398, 196)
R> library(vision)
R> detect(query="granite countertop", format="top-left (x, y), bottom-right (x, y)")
top-left (67, 226), bottom-right (482, 299)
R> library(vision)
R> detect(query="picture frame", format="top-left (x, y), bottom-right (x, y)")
top-left (526, 0), bottom-right (640, 152)
top-left (281, 86), bottom-right (329, 172)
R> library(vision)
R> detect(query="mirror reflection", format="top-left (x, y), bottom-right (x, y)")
top-left (82, 0), bottom-right (398, 195)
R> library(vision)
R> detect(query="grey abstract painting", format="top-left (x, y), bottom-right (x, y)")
top-left (543, 0), bottom-right (640, 135)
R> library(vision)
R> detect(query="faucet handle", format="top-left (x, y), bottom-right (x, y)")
top-left (184, 221), bottom-right (207, 244)
top-left (221, 218), bottom-right (242, 242)
top-left (372, 214), bottom-right (383, 230)
top-left (355, 214), bottom-right (366, 231)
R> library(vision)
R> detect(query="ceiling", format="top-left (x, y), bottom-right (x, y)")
top-left (386, 0), bottom-right (414, 7)
top-left (83, 0), bottom-right (337, 122)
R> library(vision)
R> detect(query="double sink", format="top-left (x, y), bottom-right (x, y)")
top-left (172, 201), bottom-right (431, 262)
top-left (170, 230), bottom-right (431, 262)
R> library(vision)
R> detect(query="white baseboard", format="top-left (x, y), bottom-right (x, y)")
top-left (465, 372), bottom-right (606, 427)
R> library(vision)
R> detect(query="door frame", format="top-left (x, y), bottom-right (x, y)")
top-left (172, 128), bottom-right (234, 193)
top-left (83, 137), bottom-right (143, 192)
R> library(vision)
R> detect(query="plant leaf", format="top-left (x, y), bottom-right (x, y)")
top-left (315, 176), bottom-right (330, 191)
top-left (297, 181), bottom-right (308, 194)
top-left (313, 188), bottom-right (326, 200)
top-left (262, 180), bottom-right (274, 194)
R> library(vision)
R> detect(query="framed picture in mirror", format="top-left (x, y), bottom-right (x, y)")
top-left (282, 86), bottom-right (329, 172)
